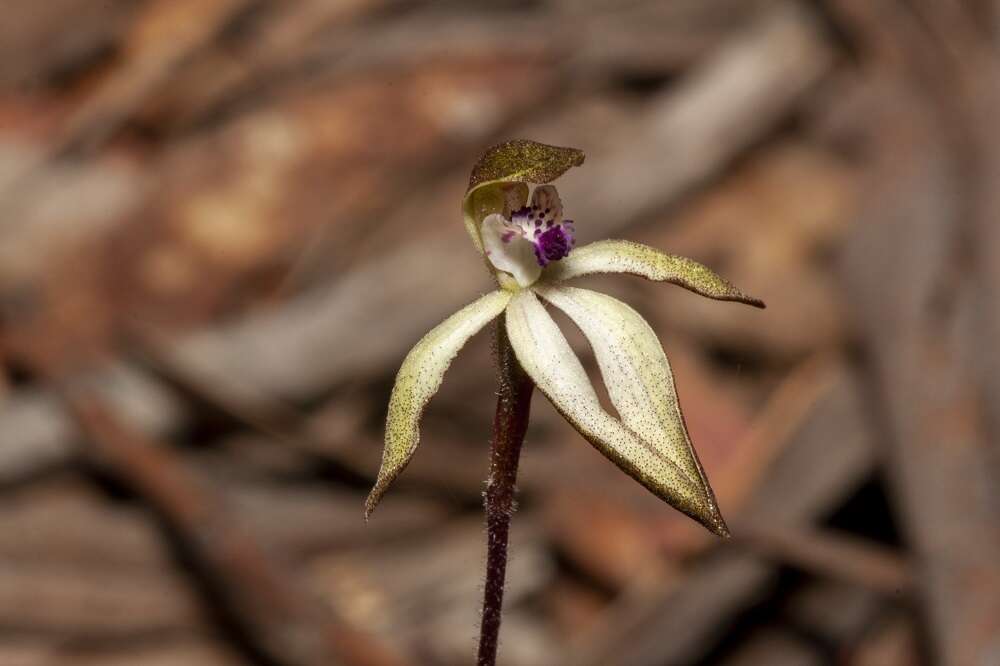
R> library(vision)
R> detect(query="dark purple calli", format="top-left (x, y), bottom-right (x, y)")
top-left (534, 221), bottom-right (576, 266)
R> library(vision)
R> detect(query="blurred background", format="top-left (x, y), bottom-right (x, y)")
top-left (1, 0), bottom-right (999, 665)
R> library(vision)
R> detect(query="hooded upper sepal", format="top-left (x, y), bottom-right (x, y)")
top-left (504, 288), bottom-right (728, 536)
top-left (365, 290), bottom-right (512, 518)
top-left (546, 239), bottom-right (765, 309)
top-left (466, 140), bottom-right (586, 194)
top-left (463, 140), bottom-right (585, 256)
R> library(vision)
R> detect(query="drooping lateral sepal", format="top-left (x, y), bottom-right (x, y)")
top-left (504, 289), bottom-right (727, 536)
top-left (546, 239), bottom-right (765, 309)
top-left (366, 290), bottom-right (512, 518)
top-left (535, 284), bottom-right (728, 536)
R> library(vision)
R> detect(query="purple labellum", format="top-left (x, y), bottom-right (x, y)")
top-left (533, 222), bottom-right (575, 266)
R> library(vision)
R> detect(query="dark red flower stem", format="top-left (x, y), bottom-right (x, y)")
top-left (477, 319), bottom-right (534, 666)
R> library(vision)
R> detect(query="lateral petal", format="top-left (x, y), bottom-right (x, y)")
top-left (505, 289), bottom-right (727, 535)
top-left (365, 290), bottom-right (511, 518)
top-left (545, 240), bottom-right (765, 308)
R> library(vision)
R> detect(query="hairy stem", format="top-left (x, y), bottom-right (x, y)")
top-left (477, 319), bottom-right (534, 666)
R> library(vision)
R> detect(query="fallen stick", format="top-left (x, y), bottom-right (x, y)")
top-left (830, 2), bottom-right (1000, 662)
top-left (732, 522), bottom-right (911, 595)
top-left (60, 387), bottom-right (409, 666)
top-left (0, 0), bottom-right (251, 223)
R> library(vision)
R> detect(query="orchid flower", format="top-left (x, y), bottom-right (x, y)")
top-left (365, 140), bottom-right (764, 537)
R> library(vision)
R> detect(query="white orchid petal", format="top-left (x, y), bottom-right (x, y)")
top-left (545, 240), bottom-right (765, 308)
top-left (535, 284), bottom-right (726, 533)
top-left (505, 290), bottom-right (726, 535)
top-left (482, 214), bottom-right (542, 287)
top-left (366, 290), bottom-right (511, 517)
